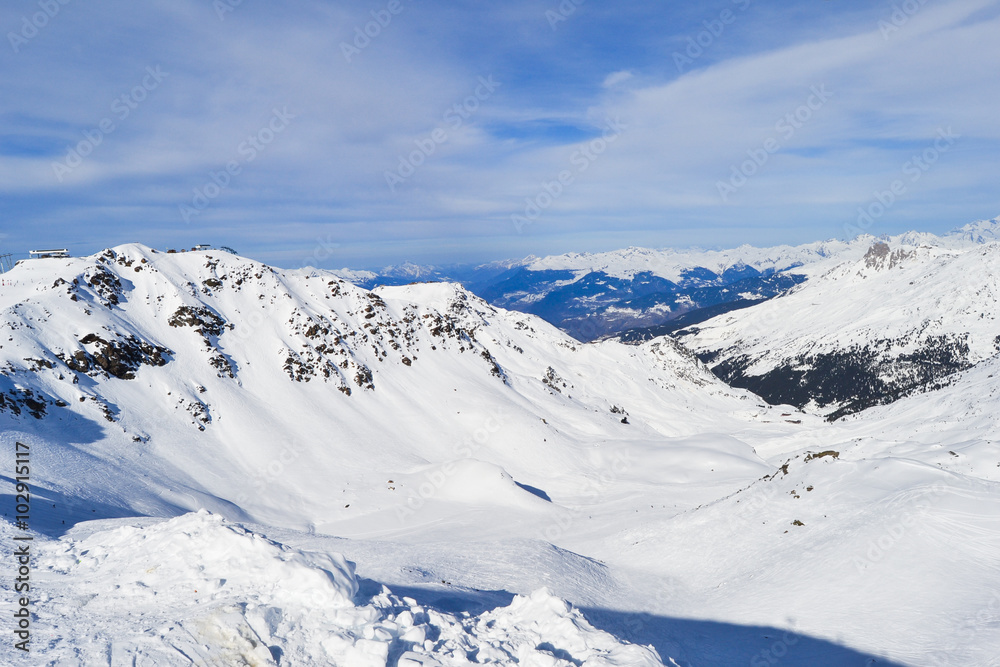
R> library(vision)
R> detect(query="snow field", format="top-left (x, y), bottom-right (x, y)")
top-left (17, 511), bottom-right (665, 666)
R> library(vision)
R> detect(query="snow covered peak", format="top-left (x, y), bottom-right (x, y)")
top-left (947, 215), bottom-right (1000, 244)
top-left (379, 261), bottom-right (439, 279)
top-left (375, 280), bottom-right (491, 314)
top-left (681, 238), bottom-right (1000, 418)
top-left (329, 266), bottom-right (379, 282)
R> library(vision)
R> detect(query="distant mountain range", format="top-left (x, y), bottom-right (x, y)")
top-left (331, 216), bottom-right (1000, 343)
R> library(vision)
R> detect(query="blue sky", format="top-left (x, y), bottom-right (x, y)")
top-left (1, 0), bottom-right (998, 269)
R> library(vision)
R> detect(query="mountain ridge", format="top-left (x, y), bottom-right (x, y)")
top-left (329, 217), bottom-right (1000, 342)
top-left (678, 238), bottom-right (1000, 419)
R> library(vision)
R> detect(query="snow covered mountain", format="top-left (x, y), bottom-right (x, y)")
top-left (333, 219), bottom-right (1000, 345)
top-left (0, 243), bottom-right (768, 664)
top-left (4, 240), bottom-right (1000, 665)
top-left (483, 222), bottom-right (997, 342)
top-left (677, 236), bottom-right (1000, 420)
top-left (335, 242), bottom-right (855, 342)
top-left (949, 214), bottom-right (1000, 244)
top-left (0, 244), bottom-right (764, 525)
top-left (475, 253), bottom-right (813, 343)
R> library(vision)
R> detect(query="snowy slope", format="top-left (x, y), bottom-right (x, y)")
top-left (0, 244), bottom-right (775, 534)
top-left (4, 242), bottom-right (1000, 665)
top-left (5, 511), bottom-right (665, 666)
top-left (830, 352), bottom-right (1000, 476)
top-left (651, 346), bottom-right (1000, 666)
top-left (678, 238), bottom-right (1000, 419)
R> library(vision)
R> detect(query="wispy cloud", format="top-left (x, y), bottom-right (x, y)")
top-left (0, 0), bottom-right (997, 267)
top-left (603, 70), bottom-right (634, 88)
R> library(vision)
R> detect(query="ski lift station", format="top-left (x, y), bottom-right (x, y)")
top-left (3, 248), bottom-right (71, 271)
top-left (29, 248), bottom-right (70, 259)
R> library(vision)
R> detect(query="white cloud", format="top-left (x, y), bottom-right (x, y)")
top-left (602, 70), bottom-right (634, 88)
top-left (0, 0), bottom-right (997, 264)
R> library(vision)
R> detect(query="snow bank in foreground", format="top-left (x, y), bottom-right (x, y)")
top-left (32, 511), bottom-right (665, 666)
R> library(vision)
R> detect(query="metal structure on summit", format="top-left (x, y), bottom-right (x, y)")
top-left (0, 246), bottom-right (241, 274)
top-left (29, 249), bottom-right (70, 259)
top-left (189, 244), bottom-right (238, 255)
top-left (1, 249), bottom-right (72, 272)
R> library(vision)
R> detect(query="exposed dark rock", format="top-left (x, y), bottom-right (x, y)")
top-left (863, 242), bottom-right (912, 271)
top-left (0, 385), bottom-right (49, 419)
top-left (167, 306), bottom-right (233, 377)
top-left (85, 266), bottom-right (124, 306)
top-left (354, 366), bottom-right (374, 390)
top-left (542, 366), bottom-right (569, 393)
top-left (61, 333), bottom-right (171, 380)
top-left (480, 348), bottom-right (506, 380)
top-left (168, 306), bottom-right (227, 338)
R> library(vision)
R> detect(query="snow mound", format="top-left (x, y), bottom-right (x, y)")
top-left (453, 588), bottom-right (667, 667)
top-left (403, 458), bottom-right (553, 508)
top-left (44, 509), bottom-right (359, 611)
top-left (33, 512), bottom-right (666, 666)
